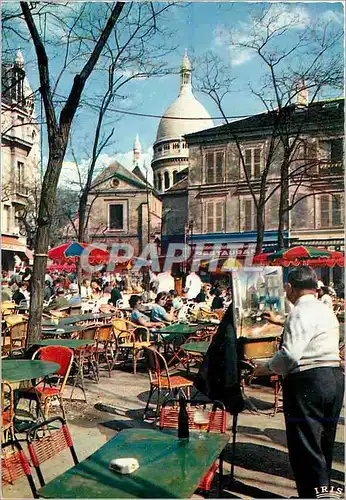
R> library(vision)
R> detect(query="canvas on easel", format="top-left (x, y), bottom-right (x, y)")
top-left (232, 266), bottom-right (285, 341)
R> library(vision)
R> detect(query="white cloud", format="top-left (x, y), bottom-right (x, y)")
top-left (215, 4), bottom-right (311, 67)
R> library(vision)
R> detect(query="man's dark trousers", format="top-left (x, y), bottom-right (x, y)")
top-left (283, 366), bottom-right (344, 498)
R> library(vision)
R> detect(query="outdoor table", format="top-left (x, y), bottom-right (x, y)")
top-left (155, 323), bottom-right (200, 335)
top-left (37, 427), bottom-right (229, 499)
top-left (41, 325), bottom-right (85, 337)
top-left (59, 313), bottom-right (111, 326)
top-left (181, 341), bottom-right (210, 355)
top-left (2, 359), bottom-right (59, 383)
top-left (34, 339), bottom-right (95, 349)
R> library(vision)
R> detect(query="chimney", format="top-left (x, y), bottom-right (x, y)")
top-left (296, 78), bottom-right (308, 107)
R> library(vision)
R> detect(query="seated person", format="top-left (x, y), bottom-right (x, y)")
top-left (68, 283), bottom-right (82, 306)
top-left (109, 282), bottom-right (122, 307)
top-left (45, 288), bottom-right (69, 311)
top-left (11, 284), bottom-right (26, 305)
top-left (169, 290), bottom-right (183, 312)
top-left (195, 284), bottom-right (212, 304)
top-left (211, 288), bottom-right (225, 311)
top-left (151, 292), bottom-right (174, 324)
top-left (129, 295), bottom-right (162, 328)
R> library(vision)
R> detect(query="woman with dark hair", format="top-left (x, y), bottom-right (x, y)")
top-left (129, 295), bottom-right (162, 328)
top-left (150, 292), bottom-right (173, 324)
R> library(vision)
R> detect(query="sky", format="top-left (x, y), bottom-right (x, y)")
top-left (4, 1), bottom-right (344, 187)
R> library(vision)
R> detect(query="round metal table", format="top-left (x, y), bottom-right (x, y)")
top-left (2, 359), bottom-right (60, 383)
top-left (181, 341), bottom-right (210, 355)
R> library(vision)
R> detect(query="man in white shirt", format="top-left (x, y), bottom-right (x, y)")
top-left (156, 271), bottom-right (175, 294)
top-left (263, 267), bottom-right (343, 498)
top-left (185, 271), bottom-right (202, 300)
top-left (317, 282), bottom-right (334, 309)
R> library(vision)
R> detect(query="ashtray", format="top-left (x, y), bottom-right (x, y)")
top-left (109, 458), bottom-right (139, 474)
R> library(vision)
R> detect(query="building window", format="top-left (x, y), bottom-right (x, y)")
top-left (320, 194), bottom-right (344, 227)
top-left (243, 198), bottom-right (256, 231)
top-left (109, 203), bottom-right (125, 230)
top-left (157, 173), bottom-right (162, 191)
top-left (173, 170), bottom-right (178, 184)
top-left (17, 116), bottom-right (24, 139)
top-left (17, 161), bottom-right (24, 189)
top-left (172, 143), bottom-right (179, 150)
top-left (291, 197), bottom-right (309, 229)
top-left (242, 147), bottom-right (262, 178)
top-left (205, 200), bottom-right (225, 233)
top-left (205, 151), bottom-right (224, 184)
top-left (163, 144), bottom-right (170, 151)
top-left (164, 171), bottom-right (170, 189)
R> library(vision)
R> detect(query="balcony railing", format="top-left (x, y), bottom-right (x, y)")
top-left (317, 161), bottom-right (343, 176)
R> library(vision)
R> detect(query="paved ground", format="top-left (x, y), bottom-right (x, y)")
top-left (4, 363), bottom-right (344, 499)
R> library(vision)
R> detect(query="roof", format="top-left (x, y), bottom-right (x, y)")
top-left (132, 165), bottom-right (149, 184)
top-left (91, 160), bottom-right (148, 190)
top-left (163, 177), bottom-right (188, 193)
top-left (185, 98), bottom-right (344, 143)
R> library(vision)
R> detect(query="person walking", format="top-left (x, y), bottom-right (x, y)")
top-left (263, 267), bottom-right (343, 498)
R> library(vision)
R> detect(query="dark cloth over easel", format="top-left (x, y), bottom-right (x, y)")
top-left (194, 305), bottom-right (244, 414)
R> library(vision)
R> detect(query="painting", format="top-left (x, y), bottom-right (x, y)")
top-left (232, 266), bottom-right (285, 339)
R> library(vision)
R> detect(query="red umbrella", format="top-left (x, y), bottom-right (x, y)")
top-left (268, 246), bottom-right (344, 267)
top-left (48, 242), bottom-right (109, 265)
top-left (46, 262), bottom-right (76, 273)
top-left (252, 253), bottom-right (271, 265)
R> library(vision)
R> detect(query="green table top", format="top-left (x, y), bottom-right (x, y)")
top-left (155, 323), bottom-right (200, 335)
top-left (59, 313), bottom-right (110, 325)
top-left (38, 428), bottom-right (229, 499)
top-left (181, 341), bottom-right (210, 355)
top-left (41, 325), bottom-right (84, 335)
top-left (34, 339), bottom-right (95, 348)
top-left (2, 360), bottom-right (59, 383)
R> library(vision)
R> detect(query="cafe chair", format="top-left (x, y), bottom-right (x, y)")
top-left (27, 416), bottom-right (78, 488)
top-left (159, 399), bottom-right (227, 494)
top-left (2, 439), bottom-right (38, 498)
top-left (69, 327), bottom-right (99, 402)
top-left (112, 320), bottom-right (151, 374)
top-left (2, 320), bottom-right (28, 358)
top-left (30, 346), bottom-right (74, 420)
top-left (94, 324), bottom-right (115, 378)
top-left (142, 346), bottom-right (193, 420)
top-left (1, 301), bottom-right (16, 317)
top-left (69, 305), bottom-right (82, 315)
top-left (2, 382), bottom-right (15, 443)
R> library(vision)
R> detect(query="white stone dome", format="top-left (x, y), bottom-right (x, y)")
top-left (156, 90), bottom-right (214, 141)
top-left (156, 51), bottom-right (214, 142)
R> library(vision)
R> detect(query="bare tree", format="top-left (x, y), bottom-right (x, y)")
top-left (195, 5), bottom-right (343, 252)
top-left (14, 1), bottom-right (125, 344)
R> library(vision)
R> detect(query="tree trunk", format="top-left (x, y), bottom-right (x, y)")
top-left (278, 159), bottom-right (289, 250)
top-left (26, 152), bottom-right (65, 346)
top-left (255, 205), bottom-right (265, 255)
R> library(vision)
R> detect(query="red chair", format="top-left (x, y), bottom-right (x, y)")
top-left (2, 439), bottom-right (38, 498)
top-left (27, 416), bottom-right (78, 487)
top-left (143, 346), bottom-right (193, 420)
top-left (30, 346), bottom-right (74, 419)
top-left (159, 399), bottom-right (227, 494)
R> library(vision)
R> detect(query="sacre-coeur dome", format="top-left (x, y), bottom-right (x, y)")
top-left (156, 51), bottom-right (214, 142)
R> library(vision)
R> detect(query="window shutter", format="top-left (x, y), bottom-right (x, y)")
top-left (206, 202), bottom-right (214, 233)
top-left (320, 195), bottom-right (329, 227)
top-left (215, 201), bottom-right (224, 232)
top-left (254, 149), bottom-right (261, 178)
top-left (216, 152), bottom-right (223, 183)
top-left (244, 150), bottom-right (252, 178)
top-left (206, 152), bottom-right (214, 183)
top-left (332, 194), bottom-right (343, 226)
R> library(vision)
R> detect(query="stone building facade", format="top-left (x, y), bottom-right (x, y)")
top-left (87, 161), bottom-right (162, 256)
top-left (184, 98), bottom-right (344, 283)
top-left (1, 50), bottom-right (40, 270)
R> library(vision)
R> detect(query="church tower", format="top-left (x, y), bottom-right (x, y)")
top-left (151, 51), bottom-right (214, 193)
top-left (133, 134), bottom-right (142, 167)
